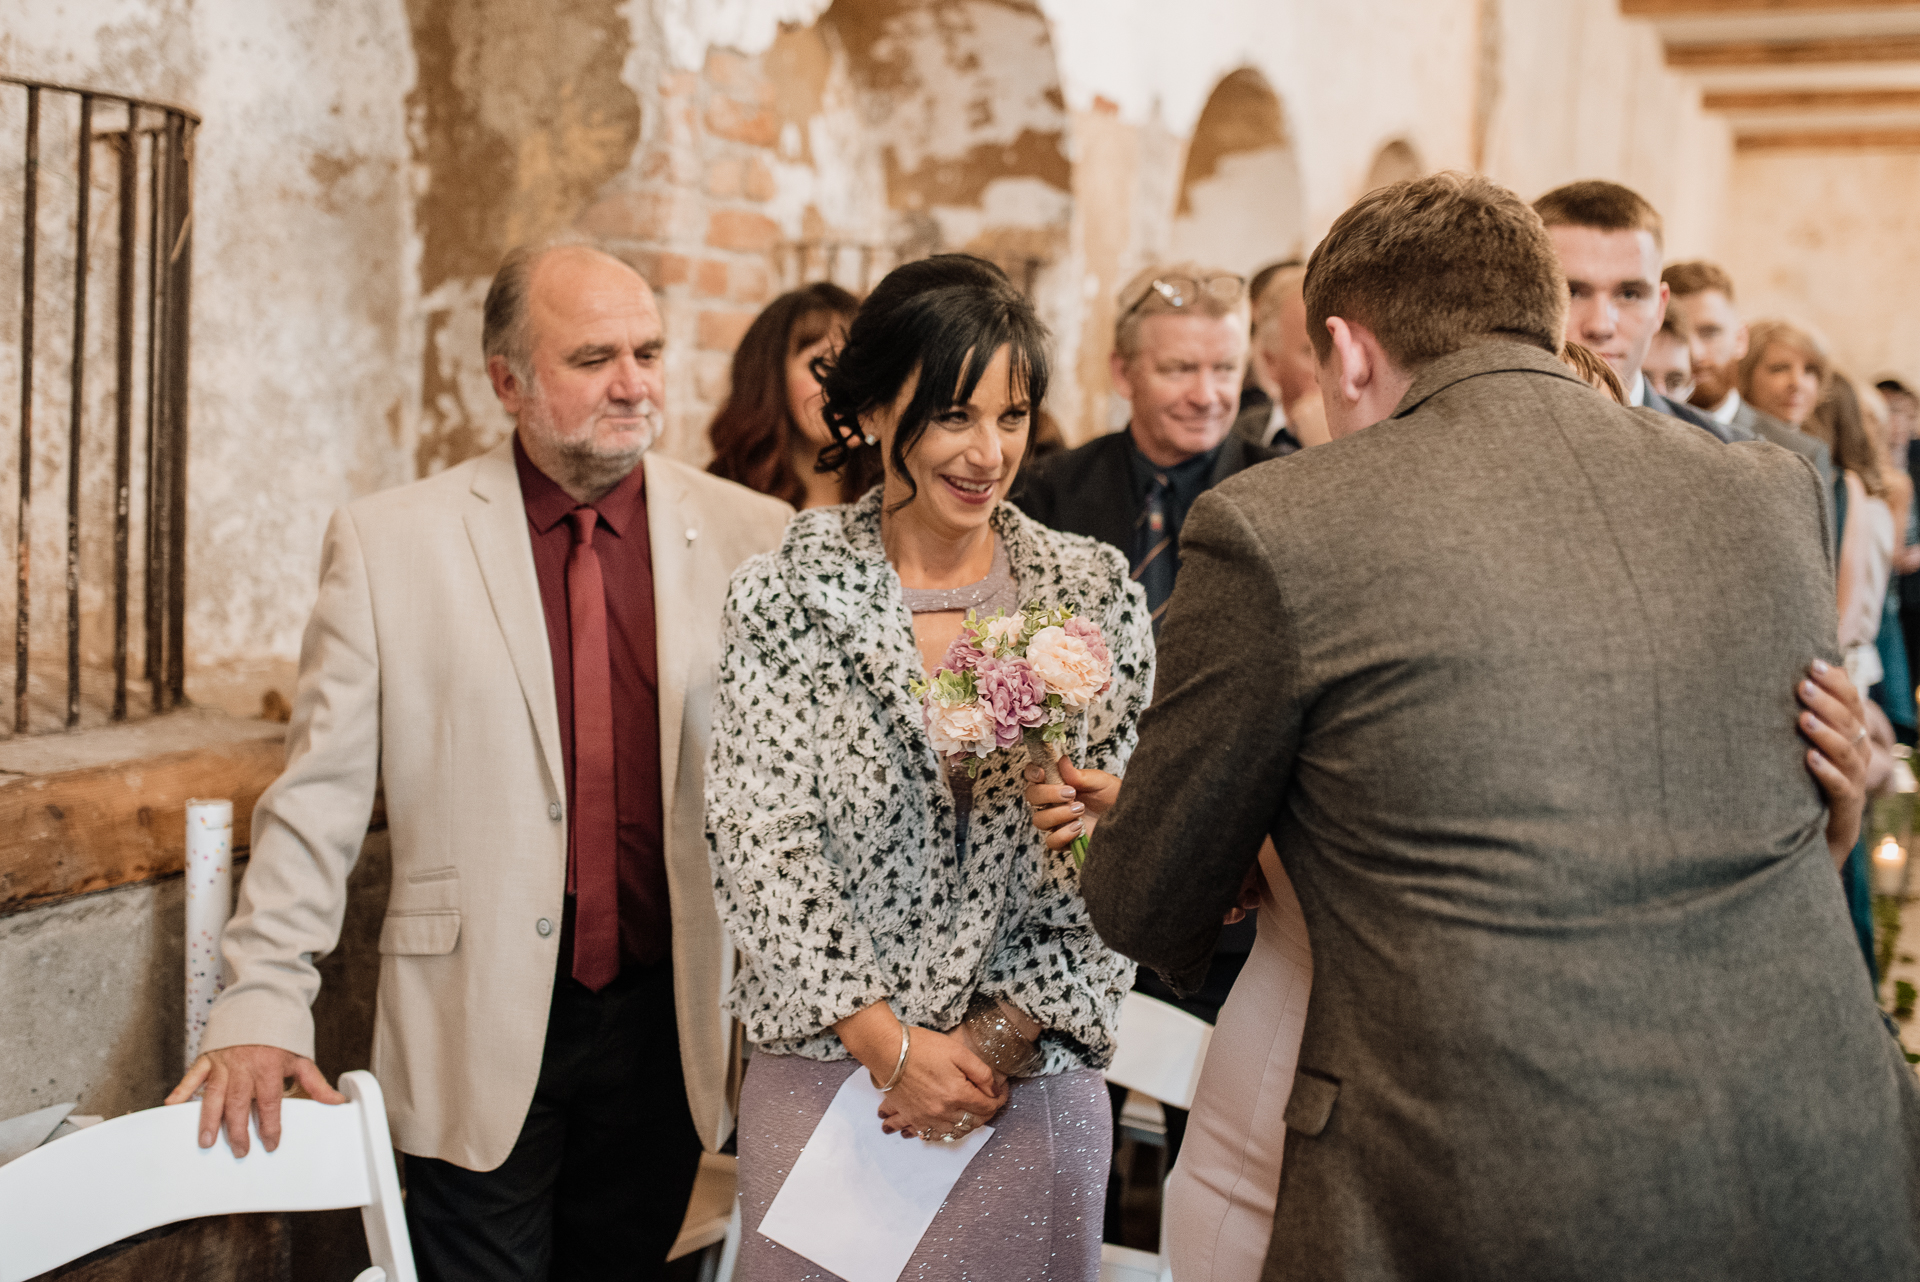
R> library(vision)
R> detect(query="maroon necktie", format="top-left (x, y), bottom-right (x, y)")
top-left (565, 507), bottom-right (619, 992)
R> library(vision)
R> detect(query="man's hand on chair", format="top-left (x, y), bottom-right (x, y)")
top-left (166, 1045), bottom-right (344, 1156)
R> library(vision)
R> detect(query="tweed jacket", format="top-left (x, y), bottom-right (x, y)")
top-left (705, 491), bottom-right (1150, 1073)
top-left (203, 442), bottom-right (791, 1168)
top-left (1085, 340), bottom-right (1920, 1279)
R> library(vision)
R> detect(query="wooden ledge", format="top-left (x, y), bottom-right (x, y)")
top-left (0, 729), bottom-right (287, 915)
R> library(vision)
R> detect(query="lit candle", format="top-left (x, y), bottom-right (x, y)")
top-left (1874, 834), bottom-right (1907, 897)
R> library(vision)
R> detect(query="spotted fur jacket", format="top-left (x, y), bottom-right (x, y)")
top-left (705, 490), bottom-right (1153, 1074)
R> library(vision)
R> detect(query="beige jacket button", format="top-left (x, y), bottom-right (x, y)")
top-left (536, 918), bottom-right (553, 937)
top-left (548, 802), bottom-right (562, 820)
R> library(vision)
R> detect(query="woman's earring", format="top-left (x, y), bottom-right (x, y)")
top-left (862, 432), bottom-right (879, 446)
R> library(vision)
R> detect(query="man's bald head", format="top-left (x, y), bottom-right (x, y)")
top-left (482, 240), bottom-right (665, 503)
top-left (483, 241), bottom-right (650, 384)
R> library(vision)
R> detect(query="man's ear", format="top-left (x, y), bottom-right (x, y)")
top-left (487, 354), bottom-right (524, 417)
top-left (1731, 321), bottom-right (1750, 363)
top-left (1325, 316), bottom-right (1374, 406)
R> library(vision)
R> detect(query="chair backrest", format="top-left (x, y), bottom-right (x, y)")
top-left (1103, 991), bottom-right (1214, 1111)
top-left (0, 1070), bottom-right (414, 1282)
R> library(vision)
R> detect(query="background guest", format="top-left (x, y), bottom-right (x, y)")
top-left (1642, 308), bottom-right (1694, 404)
top-left (1235, 259), bottom-right (1292, 422)
top-left (1533, 181), bottom-right (1740, 440)
top-left (707, 282), bottom-right (881, 509)
top-left (1859, 382), bottom-right (1916, 747)
top-left (1879, 377), bottom-right (1920, 690)
top-left (1016, 261), bottom-right (1274, 636)
top-left (1805, 369), bottom-right (1901, 979)
top-left (1741, 318), bottom-right (1830, 444)
top-left (1234, 261), bottom-right (1328, 452)
top-left (1664, 261), bottom-right (1834, 497)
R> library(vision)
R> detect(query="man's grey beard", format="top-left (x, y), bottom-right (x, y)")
top-left (554, 418), bottom-right (657, 498)
top-left (525, 379), bottom-right (663, 500)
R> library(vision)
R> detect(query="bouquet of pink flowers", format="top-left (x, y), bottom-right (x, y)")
top-left (911, 602), bottom-right (1112, 865)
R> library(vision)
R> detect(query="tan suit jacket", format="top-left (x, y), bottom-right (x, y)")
top-left (202, 440), bottom-right (791, 1170)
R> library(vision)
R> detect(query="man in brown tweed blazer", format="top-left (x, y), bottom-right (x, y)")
top-left (1083, 173), bottom-right (1920, 1279)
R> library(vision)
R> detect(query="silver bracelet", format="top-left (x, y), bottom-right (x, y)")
top-left (875, 1024), bottom-right (912, 1092)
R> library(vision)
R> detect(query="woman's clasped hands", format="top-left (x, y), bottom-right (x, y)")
top-left (836, 1002), bottom-right (1008, 1143)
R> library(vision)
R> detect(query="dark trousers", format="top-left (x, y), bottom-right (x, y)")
top-left (405, 959), bottom-right (705, 1282)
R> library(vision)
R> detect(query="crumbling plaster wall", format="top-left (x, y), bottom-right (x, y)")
top-left (3, 0), bottom-right (1752, 672)
top-left (1, 0), bottom-right (419, 681)
top-left (1485, 0), bottom-right (1730, 257)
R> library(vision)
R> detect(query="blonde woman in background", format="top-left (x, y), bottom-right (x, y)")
top-left (1744, 323), bottom-right (1898, 981)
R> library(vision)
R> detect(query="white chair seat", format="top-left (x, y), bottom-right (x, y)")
top-left (1106, 991), bottom-right (1213, 1111)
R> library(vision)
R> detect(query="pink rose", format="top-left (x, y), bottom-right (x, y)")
top-left (973, 656), bottom-right (1052, 748)
top-left (925, 697), bottom-right (995, 758)
top-left (941, 636), bottom-right (986, 673)
top-left (1025, 626), bottom-right (1110, 711)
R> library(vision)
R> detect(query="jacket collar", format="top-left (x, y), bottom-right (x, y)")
top-left (1388, 339), bottom-right (1583, 421)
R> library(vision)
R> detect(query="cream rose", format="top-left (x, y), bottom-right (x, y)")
top-left (926, 698), bottom-right (995, 757)
top-left (1025, 626), bottom-right (1109, 711)
top-left (981, 614), bottom-right (1025, 656)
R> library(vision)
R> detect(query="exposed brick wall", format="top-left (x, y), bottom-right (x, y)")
top-left (580, 47), bottom-right (793, 466)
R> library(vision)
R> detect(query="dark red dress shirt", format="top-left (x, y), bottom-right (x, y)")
top-left (514, 437), bottom-right (669, 972)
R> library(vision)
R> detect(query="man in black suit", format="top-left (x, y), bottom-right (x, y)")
top-left (1016, 261), bottom-right (1277, 633)
top-left (1534, 180), bottom-right (1748, 442)
top-left (1016, 261), bottom-right (1275, 1234)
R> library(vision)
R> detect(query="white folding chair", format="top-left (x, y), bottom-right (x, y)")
top-left (0, 1069), bottom-right (414, 1282)
top-left (1100, 992), bottom-right (1214, 1282)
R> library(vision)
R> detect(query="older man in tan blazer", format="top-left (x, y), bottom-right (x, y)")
top-left (168, 242), bottom-right (790, 1279)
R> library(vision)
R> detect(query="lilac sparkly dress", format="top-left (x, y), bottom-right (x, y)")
top-left (735, 539), bottom-right (1111, 1281)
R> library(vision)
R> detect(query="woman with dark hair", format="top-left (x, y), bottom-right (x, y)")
top-left (706, 282), bottom-right (882, 508)
top-left (706, 254), bottom-right (1152, 1281)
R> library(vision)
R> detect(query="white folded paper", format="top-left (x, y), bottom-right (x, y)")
top-left (757, 1065), bottom-right (995, 1282)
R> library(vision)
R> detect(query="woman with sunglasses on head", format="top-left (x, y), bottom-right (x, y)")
top-left (707, 281), bottom-right (883, 510)
top-left (706, 254), bottom-right (1154, 1281)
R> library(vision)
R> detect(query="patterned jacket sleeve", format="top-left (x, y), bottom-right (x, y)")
top-left (705, 558), bottom-right (894, 1045)
top-left (978, 551), bottom-right (1154, 1071)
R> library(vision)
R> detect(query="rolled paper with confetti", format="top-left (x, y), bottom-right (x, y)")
top-left (184, 798), bottom-right (233, 1068)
